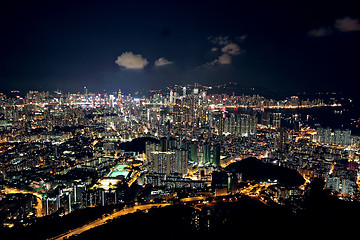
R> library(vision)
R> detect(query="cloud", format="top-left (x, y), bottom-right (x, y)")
top-left (335, 17), bottom-right (360, 32)
top-left (201, 35), bottom-right (245, 68)
top-left (235, 34), bottom-right (248, 42)
top-left (115, 52), bottom-right (149, 69)
top-left (201, 53), bottom-right (232, 68)
top-left (207, 36), bottom-right (231, 46)
top-left (308, 17), bottom-right (360, 37)
top-left (222, 43), bottom-right (241, 55)
top-left (154, 57), bottom-right (173, 67)
top-left (307, 26), bottom-right (333, 37)
top-left (218, 54), bottom-right (232, 64)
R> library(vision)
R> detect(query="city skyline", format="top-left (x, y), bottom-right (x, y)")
top-left (1, 0), bottom-right (360, 95)
top-left (2, 1), bottom-right (360, 238)
top-left (1, 78), bottom-right (360, 238)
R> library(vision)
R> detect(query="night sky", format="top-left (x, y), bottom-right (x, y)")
top-left (1, 0), bottom-right (360, 95)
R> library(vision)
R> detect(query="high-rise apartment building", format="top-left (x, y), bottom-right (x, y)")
top-left (150, 150), bottom-right (187, 175)
top-left (175, 149), bottom-right (188, 175)
top-left (222, 114), bottom-right (256, 137)
top-left (212, 144), bottom-right (221, 167)
top-left (315, 127), bottom-right (352, 146)
top-left (272, 112), bottom-right (281, 128)
top-left (261, 111), bottom-right (271, 127)
top-left (202, 143), bottom-right (211, 164)
top-left (188, 142), bottom-right (198, 163)
top-left (150, 151), bottom-right (176, 175)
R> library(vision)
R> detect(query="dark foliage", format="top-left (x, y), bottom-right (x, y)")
top-left (117, 137), bottom-right (159, 153)
top-left (225, 157), bottom-right (305, 186)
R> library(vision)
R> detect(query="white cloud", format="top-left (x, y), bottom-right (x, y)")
top-left (335, 17), bottom-right (360, 32)
top-left (307, 26), bottom-right (333, 37)
top-left (201, 53), bottom-right (232, 68)
top-left (154, 57), bottom-right (173, 67)
top-left (308, 17), bottom-right (360, 38)
top-left (218, 54), bottom-right (232, 64)
top-left (222, 43), bottom-right (241, 55)
top-left (115, 52), bottom-right (149, 69)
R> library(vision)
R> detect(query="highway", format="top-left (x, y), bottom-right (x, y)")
top-left (4, 186), bottom-right (44, 217)
top-left (48, 196), bottom-right (210, 240)
top-left (180, 196), bottom-right (207, 202)
top-left (45, 178), bottom-right (273, 240)
top-left (47, 203), bottom-right (169, 240)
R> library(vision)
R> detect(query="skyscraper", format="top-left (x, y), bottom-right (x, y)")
top-left (278, 128), bottom-right (287, 151)
top-left (272, 112), bottom-right (281, 128)
top-left (169, 90), bottom-right (174, 103)
top-left (183, 87), bottom-right (186, 97)
top-left (290, 96), bottom-right (299, 106)
top-left (160, 137), bottom-right (168, 152)
top-left (150, 151), bottom-right (176, 175)
top-left (316, 127), bottom-right (332, 144)
top-left (261, 111), bottom-right (270, 127)
top-left (109, 95), bottom-right (115, 108)
top-left (212, 144), bottom-right (221, 167)
top-left (202, 143), bottom-right (211, 164)
top-left (175, 149), bottom-right (188, 175)
top-left (334, 129), bottom-right (352, 146)
top-left (189, 142), bottom-right (198, 163)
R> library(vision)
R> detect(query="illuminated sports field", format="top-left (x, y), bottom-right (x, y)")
top-left (106, 164), bottom-right (130, 178)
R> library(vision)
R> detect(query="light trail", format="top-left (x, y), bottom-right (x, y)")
top-left (48, 203), bottom-right (169, 240)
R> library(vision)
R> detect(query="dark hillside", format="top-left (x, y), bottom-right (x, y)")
top-left (225, 157), bottom-right (305, 186)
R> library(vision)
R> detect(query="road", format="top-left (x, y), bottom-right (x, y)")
top-left (48, 203), bottom-right (169, 240)
top-left (4, 186), bottom-right (44, 217)
top-left (48, 196), bottom-right (208, 240)
top-left (180, 196), bottom-right (207, 202)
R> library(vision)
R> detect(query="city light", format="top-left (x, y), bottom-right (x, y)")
top-left (1, 84), bottom-right (360, 238)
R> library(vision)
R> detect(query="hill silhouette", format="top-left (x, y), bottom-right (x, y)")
top-left (225, 157), bottom-right (305, 186)
top-left (117, 137), bottom-right (159, 153)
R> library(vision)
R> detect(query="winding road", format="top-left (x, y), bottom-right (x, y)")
top-left (47, 203), bottom-right (170, 240)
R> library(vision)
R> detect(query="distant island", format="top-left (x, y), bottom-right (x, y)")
top-left (225, 157), bottom-right (305, 186)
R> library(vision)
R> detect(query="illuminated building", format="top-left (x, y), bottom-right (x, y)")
top-left (272, 112), bottom-right (281, 128)
top-left (261, 111), bottom-right (270, 127)
top-left (73, 184), bottom-right (86, 206)
top-left (202, 143), bottom-right (211, 164)
top-left (169, 90), bottom-right (174, 103)
top-left (315, 127), bottom-right (352, 146)
top-left (326, 176), bottom-right (357, 196)
top-left (290, 96), bottom-right (299, 106)
top-left (211, 171), bottom-right (230, 196)
top-left (315, 127), bottom-right (332, 144)
top-left (212, 144), bottom-right (221, 167)
top-left (160, 137), bottom-right (168, 152)
top-left (175, 149), bottom-right (188, 175)
top-left (43, 190), bottom-right (72, 215)
top-left (333, 129), bottom-right (351, 146)
top-left (193, 83), bottom-right (199, 96)
top-left (150, 151), bottom-right (176, 175)
top-left (277, 128), bottom-right (287, 151)
top-left (222, 113), bottom-right (256, 136)
top-left (145, 141), bottom-right (160, 161)
top-left (326, 176), bottom-right (340, 193)
top-left (109, 95), bottom-right (115, 108)
top-left (182, 87), bottom-right (186, 97)
top-left (188, 141), bottom-right (198, 163)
